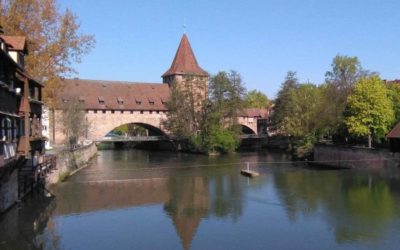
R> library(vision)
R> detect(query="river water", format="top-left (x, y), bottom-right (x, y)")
top-left (1, 149), bottom-right (400, 250)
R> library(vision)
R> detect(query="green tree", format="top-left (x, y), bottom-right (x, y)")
top-left (323, 55), bottom-right (369, 134)
top-left (244, 90), bottom-right (271, 109)
top-left (271, 71), bottom-right (298, 134)
top-left (200, 71), bottom-right (245, 153)
top-left (386, 82), bottom-right (400, 123)
top-left (345, 76), bottom-right (394, 148)
top-left (163, 78), bottom-right (199, 139)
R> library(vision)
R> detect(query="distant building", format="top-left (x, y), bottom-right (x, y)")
top-left (0, 28), bottom-right (45, 212)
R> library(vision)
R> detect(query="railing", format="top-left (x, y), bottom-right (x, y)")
top-left (240, 134), bottom-right (268, 139)
top-left (18, 154), bottom-right (57, 198)
top-left (97, 135), bottom-right (170, 142)
top-left (97, 134), bottom-right (268, 142)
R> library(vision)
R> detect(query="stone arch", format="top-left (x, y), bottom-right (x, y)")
top-left (240, 124), bottom-right (257, 135)
top-left (237, 117), bottom-right (258, 134)
top-left (85, 111), bottom-right (167, 141)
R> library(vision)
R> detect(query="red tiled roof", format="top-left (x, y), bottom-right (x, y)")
top-left (387, 122), bottom-right (400, 138)
top-left (162, 34), bottom-right (208, 77)
top-left (59, 79), bottom-right (170, 111)
top-left (241, 108), bottom-right (269, 118)
top-left (0, 35), bottom-right (26, 51)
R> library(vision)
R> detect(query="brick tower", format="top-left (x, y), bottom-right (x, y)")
top-left (162, 34), bottom-right (209, 103)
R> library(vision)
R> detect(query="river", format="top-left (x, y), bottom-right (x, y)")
top-left (1, 149), bottom-right (400, 250)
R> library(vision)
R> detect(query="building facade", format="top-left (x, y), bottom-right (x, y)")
top-left (0, 30), bottom-right (45, 213)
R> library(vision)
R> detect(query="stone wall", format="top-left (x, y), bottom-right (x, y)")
top-left (0, 167), bottom-right (18, 213)
top-left (314, 144), bottom-right (400, 170)
top-left (46, 142), bottom-right (97, 184)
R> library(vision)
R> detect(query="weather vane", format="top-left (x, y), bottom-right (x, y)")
top-left (183, 17), bottom-right (187, 34)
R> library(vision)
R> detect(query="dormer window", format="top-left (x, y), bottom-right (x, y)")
top-left (135, 97), bottom-right (142, 105)
top-left (79, 97), bottom-right (85, 103)
top-left (117, 97), bottom-right (124, 105)
top-left (160, 96), bottom-right (167, 104)
top-left (148, 97), bottom-right (155, 105)
top-left (98, 96), bottom-right (105, 105)
top-left (62, 98), bottom-right (69, 103)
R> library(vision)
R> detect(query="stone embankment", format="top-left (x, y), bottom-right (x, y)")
top-left (314, 144), bottom-right (400, 172)
top-left (46, 143), bottom-right (97, 184)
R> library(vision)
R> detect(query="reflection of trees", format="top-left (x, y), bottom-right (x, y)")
top-left (273, 170), bottom-right (399, 244)
top-left (209, 173), bottom-right (243, 221)
top-left (0, 194), bottom-right (60, 249)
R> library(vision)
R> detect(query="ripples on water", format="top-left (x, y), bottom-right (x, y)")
top-left (1, 149), bottom-right (400, 250)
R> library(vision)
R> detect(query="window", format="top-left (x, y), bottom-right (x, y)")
top-left (117, 97), bottom-right (124, 105)
top-left (102, 110), bottom-right (106, 114)
top-left (121, 110), bottom-right (124, 114)
top-left (149, 111), bottom-right (153, 114)
top-left (135, 97), bottom-right (142, 105)
top-left (148, 97), bottom-right (155, 105)
top-left (98, 96), bottom-right (105, 105)
top-left (130, 110), bottom-right (133, 114)
top-left (79, 97), bottom-right (85, 103)
top-left (94, 110), bottom-right (97, 114)
top-left (111, 110), bottom-right (115, 114)
top-left (140, 111), bottom-right (143, 114)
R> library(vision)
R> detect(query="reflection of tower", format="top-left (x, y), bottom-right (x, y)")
top-left (164, 176), bottom-right (209, 250)
top-left (162, 34), bottom-right (209, 106)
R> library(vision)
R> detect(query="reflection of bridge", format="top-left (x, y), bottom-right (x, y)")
top-left (97, 134), bottom-right (268, 143)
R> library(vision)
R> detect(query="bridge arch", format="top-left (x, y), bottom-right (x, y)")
top-left (240, 124), bottom-right (256, 135)
top-left (86, 110), bottom-right (167, 141)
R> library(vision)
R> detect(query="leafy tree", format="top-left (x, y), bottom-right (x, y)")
top-left (61, 98), bottom-right (88, 149)
top-left (244, 90), bottom-right (271, 109)
top-left (0, 0), bottom-right (95, 104)
top-left (0, 0), bottom-right (95, 141)
top-left (386, 82), bottom-right (400, 123)
top-left (323, 55), bottom-right (370, 134)
top-left (271, 71), bottom-right (299, 134)
top-left (112, 124), bottom-right (148, 137)
top-left (344, 76), bottom-right (394, 148)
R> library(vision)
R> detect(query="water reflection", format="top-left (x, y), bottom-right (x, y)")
top-left (0, 194), bottom-right (58, 250)
top-left (273, 169), bottom-right (400, 244)
top-left (1, 150), bottom-right (400, 249)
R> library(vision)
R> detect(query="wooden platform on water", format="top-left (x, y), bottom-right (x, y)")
top-left (240, 169), bottom-right (260, 177)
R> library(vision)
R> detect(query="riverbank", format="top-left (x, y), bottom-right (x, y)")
top-left (46, 143), bottom-right (98, 185)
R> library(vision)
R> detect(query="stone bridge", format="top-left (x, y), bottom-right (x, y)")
top-left (53, 34), bottom-right (269, 144)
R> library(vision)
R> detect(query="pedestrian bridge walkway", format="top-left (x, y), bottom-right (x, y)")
top-left (96, 134), bottom-right (268, 143)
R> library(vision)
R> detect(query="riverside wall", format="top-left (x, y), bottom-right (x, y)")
top-left (46, 143), bottom-right (98, 184)
top-left (314, 144), bottom-right (400, 170)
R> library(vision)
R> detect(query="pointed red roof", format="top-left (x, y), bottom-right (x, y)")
top-left (162, 34), bottom-right (208, 77)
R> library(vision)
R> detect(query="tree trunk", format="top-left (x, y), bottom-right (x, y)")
top-left (368, 134), bottom-right (372, 148)
top-left (51, 108), bottom-right (56, 144)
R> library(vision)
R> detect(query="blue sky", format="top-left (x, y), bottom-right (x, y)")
top-left (59, 0), bottom-right (400, 98)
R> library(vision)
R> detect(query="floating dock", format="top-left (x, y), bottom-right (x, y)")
top-left (240, 162), bottom-right (260, 177)
top-left (240, 169), bottom-right (260, 177)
